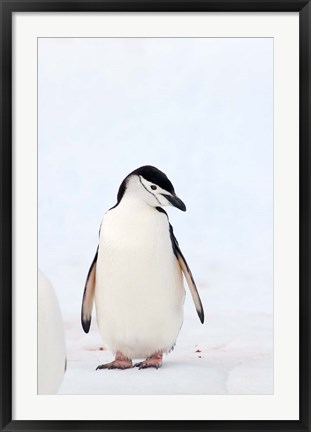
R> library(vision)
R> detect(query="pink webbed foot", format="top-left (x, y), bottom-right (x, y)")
top-left (96, 351), bottom-right (132, 370)
top-left (134, 352), bottom-right (163, 370)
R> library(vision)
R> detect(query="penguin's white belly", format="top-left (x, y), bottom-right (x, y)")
top-left (95, 208), bottom-right (185, 359)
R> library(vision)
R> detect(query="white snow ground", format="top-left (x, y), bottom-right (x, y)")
top-left (58, 292), bottom-right (273, 395)
top-left (38, 37), bottom-right (273, 395)
top-left (54, 257), bottom-right (273, 395)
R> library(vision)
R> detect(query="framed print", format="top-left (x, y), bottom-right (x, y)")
top-left (1, 0), bottom-right (310, 431)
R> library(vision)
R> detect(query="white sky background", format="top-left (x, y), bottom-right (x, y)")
top-left (38, 37), bottom-right (273, 319)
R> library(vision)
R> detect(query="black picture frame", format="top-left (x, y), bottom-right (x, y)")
top-left (1, 0), bottom-right (310, 431)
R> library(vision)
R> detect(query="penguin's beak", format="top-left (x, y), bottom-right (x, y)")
top-left (162, 194), bottom-right (187, 212)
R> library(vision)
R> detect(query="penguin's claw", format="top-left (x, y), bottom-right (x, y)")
top-left (134, 352), bottom-right (163, 369)
top-left (134, 359), bottom-right (162, 370)
top-left (96, 359), bottom-right (132, 370)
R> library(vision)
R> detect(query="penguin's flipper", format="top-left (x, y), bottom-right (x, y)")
top-left (169, 224), bottom-right (205, 324)
top-left (81, 247), bottom-right (98, 333)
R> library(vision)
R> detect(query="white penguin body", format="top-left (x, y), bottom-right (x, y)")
top-left (95, 195), bottom-right (185, 359)
top-left (81, 166), bottom-right (204, 369)
top-left (38, 271), bottom-right (66, 393)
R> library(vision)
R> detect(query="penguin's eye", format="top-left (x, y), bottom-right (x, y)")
top-left (151, 185), bottom-right (157, 190)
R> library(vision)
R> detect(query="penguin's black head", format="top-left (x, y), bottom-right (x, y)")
top-left (114, 165), bottom-right (186, 211)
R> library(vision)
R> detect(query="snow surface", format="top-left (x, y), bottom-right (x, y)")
top-left (59, 292), bottom-right (273, 395)
top-left (38, 37), bottom-right (273, 395)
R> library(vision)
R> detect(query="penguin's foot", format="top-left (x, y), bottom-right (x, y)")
top-left (96, 351), bottom-right (132, 370)
top-left (134, 352), bottom-right (163, 370)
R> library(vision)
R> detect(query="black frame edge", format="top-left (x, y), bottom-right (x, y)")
top-left (1, 0), bottom-right (310, 431)
top-left (1, 0), bottom-right (13, 431)
top-left (299, 2), bottom-right (311, 432)
top-left (0, 0), bottom-right (309, 12)
top-left (0, 419), bottom-right (310, 432)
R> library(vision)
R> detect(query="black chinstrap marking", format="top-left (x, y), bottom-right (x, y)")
top-left (138, 175), bottom-right (162, 205)
top-left (110, 165), bottom-right (175, 209)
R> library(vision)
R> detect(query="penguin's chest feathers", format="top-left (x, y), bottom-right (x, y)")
top-left (101, 207), bottom-right (174, 270)
top-left (97, 205), bottom-right (183, 301)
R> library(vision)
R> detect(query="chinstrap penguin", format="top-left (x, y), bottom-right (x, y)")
top-left (81, 165), bottom-right (204, 370)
